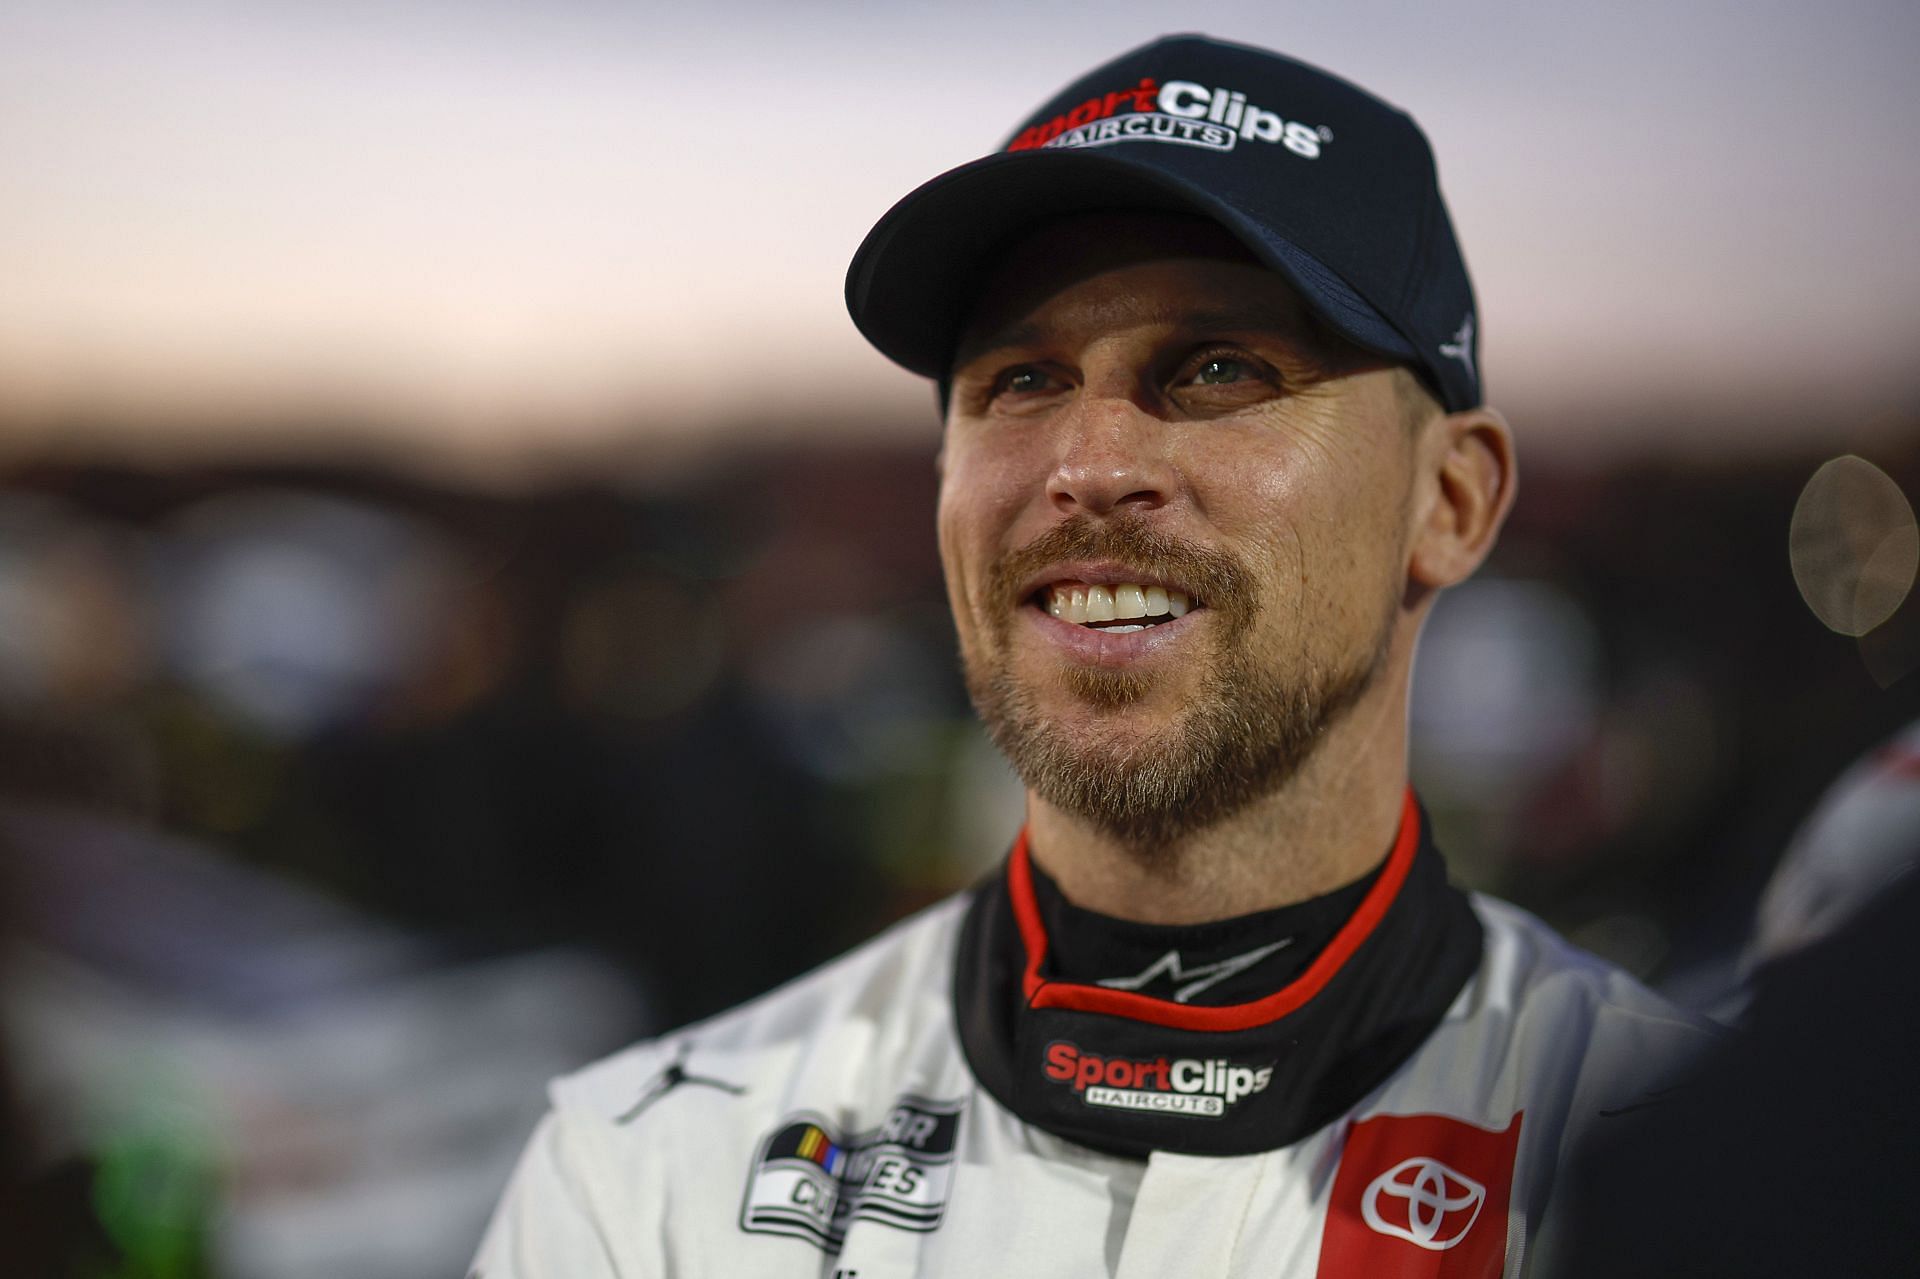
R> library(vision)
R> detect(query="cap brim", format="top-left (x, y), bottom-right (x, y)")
top-left (845, 147), bottom-right (1418, 382)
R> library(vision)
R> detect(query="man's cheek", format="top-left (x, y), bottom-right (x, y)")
top-left (933, 512), bottom-right (974, 602)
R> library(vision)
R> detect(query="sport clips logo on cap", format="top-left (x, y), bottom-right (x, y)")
top-left (1043, 1040), bottom-right (1273, 1119)
top-left (1007, 75), bottom-right (1333, 158)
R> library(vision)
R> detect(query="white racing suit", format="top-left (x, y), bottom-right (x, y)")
top-left (475, 794), bottom-right (1710, 1277)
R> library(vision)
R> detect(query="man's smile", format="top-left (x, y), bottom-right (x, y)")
top-left (1016, 568), bottom-right (1211, 669)
top-left (1016, 560), bottom-right (1209, 630)
top-left (991, 533), bottom-right (1239, 674)
top-left (1040, 581), bottom-right (1195, 631)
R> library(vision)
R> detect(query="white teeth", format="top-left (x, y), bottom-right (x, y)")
top-left (1042, 581), bottom-right (1200, 626)
top-left (1105, 624), bottom-right (1147, 634)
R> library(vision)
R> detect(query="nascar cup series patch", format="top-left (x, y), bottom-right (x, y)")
top-left (739, 1097), bottom-right (963, 1252)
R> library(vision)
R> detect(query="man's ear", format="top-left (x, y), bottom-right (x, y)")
top-left (1408, 406), bottom-right (1517, 590)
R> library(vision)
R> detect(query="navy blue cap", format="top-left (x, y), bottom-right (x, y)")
top-left (845, 34), bottom-right (1482, 412)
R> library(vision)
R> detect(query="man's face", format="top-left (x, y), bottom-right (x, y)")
top-left (937, 213), bottom-right (1424, 848)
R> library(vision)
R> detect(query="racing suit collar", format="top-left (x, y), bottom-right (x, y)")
top-left (952, 790), bottom-right (1485, 1159)
top-left (1010, 793), bottom-right (1414, 1030)
top-left (1023, 844), bottom-right (1381, 1013)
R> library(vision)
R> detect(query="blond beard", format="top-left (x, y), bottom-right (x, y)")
top-left (962, 516), bottom-right (1394, 853)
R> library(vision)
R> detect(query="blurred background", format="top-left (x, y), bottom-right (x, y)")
top-left (2, 1), bottom-right (1917, 1274)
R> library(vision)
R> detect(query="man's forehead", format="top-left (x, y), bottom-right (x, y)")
top-left (955, 211), bottom-right (1320, 363)
top-left (991, 209), bottom-right (1257, 271)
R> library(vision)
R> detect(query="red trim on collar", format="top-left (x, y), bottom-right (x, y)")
top-left (1007, 788), bottom-right (1422, 1032)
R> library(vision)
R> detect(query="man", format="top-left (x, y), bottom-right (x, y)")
top-left (475, 35), bottom-right (1709, 1277)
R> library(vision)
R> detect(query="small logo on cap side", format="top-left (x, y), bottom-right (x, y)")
top-left (1438, 315), bottom-right (1475, 382)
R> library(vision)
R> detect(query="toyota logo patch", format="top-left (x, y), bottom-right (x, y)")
top-left (1361, 1156), bottom-right (1486, 1250)
top-left (1315, 1111), bottom-right (1522, 1277)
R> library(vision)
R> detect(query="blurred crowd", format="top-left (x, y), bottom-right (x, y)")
top-left (2, 433), bottom-right (1917, 1275)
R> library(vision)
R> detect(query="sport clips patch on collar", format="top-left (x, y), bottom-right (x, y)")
top-left (953, 790), bottom-right (1484, 1159)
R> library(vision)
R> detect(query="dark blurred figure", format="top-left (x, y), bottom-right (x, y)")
top-left (1551, 765), bottom-right (1920, 1276)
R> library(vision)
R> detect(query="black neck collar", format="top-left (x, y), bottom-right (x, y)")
top-left (952, 791), bottom-right (1484, 1158)
top-left (1025, 846), bottom-right (1383, 1009)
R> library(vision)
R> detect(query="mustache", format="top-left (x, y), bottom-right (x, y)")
top-left (986, 516), bottom-right (1256, 622)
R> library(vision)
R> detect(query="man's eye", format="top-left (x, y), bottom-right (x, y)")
top-left (1191, 357), bottom-right (1250, 385)
top-left (999, 368), bottom-right (1052, 395)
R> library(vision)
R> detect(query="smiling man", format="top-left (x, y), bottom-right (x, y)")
top-left (475, 36), bottom-right (1708, 1278)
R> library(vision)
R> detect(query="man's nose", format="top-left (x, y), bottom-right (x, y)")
top-left (1044, 392), bottom-right (1174, 517)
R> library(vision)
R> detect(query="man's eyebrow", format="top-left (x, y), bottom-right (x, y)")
top-left (952, 303), bottom-right (1315, 372)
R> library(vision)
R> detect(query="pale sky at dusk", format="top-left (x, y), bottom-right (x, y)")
top-left (2, 0), bottom-right (1916, 475)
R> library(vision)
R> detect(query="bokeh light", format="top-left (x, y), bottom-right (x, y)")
top-left (1789, 455), bottom-right (1919, 638)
